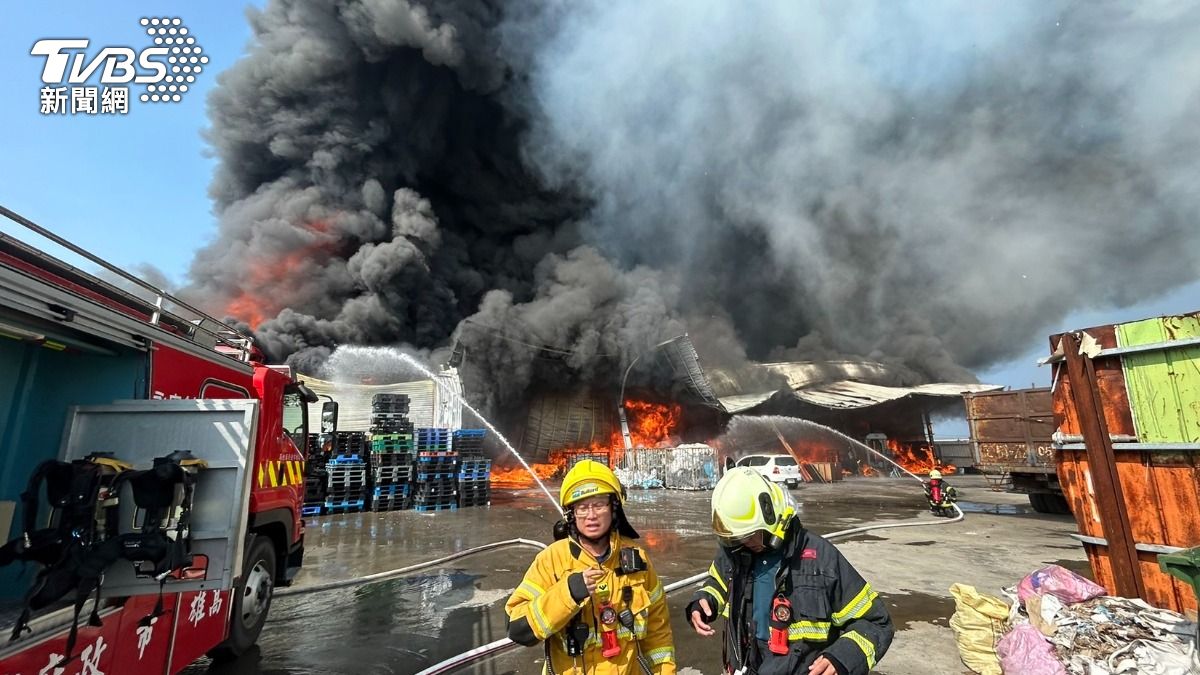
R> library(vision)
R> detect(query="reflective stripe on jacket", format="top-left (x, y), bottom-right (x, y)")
top-left (692, 527), bottom-right (894, 675)
top-left (506, 533), bottom-right (676, 675)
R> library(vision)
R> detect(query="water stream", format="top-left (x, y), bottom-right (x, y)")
top-left (326, 346), bottom-right (560, 511)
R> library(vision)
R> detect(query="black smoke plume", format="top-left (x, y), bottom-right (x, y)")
top-left (189, 0), bottom-right (1200, 414)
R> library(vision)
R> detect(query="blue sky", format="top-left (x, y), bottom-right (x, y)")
top-left (0, 2), bottom-right (261, 283)
top-left (1, 2), bottom-right (1197, 437)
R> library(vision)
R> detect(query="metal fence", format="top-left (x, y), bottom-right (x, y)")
top-left (615, 444), bottom-right (717, 490)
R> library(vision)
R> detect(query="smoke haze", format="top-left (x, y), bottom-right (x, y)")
top-left (189, 0), bottom-right (1200, 412)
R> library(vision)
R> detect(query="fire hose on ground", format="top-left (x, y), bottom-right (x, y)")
top-left (269, 502), bottom-right (961, 673)
top-left (408, 502), bottom-right (962, 675)
top-left (274, 454), bottom-right (960, 674)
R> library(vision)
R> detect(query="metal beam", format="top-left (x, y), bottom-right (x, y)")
top-left (1062, 331), bottom-right (1145, 598)
top-left (1040, 335), bottom-right (1200, 364)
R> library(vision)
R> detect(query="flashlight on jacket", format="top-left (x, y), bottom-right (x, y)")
top-left (595, 578), bottom-right (621, 658)
top-left (768, 595), bottom-right (792, 655)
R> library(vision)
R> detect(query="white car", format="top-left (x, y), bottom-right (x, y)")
top-left (734, 454), bottom-right (801, 489)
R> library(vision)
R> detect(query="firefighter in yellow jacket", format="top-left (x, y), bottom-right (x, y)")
top-left (506, 460), bottom-right (676, 675)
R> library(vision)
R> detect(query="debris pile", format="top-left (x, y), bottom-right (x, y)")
top-left (951, 565), bottom-right (1199, 675)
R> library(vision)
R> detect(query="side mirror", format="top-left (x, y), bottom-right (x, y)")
top-left (296, 383), bottom-right (319, 404)
top-left (321, 401), bottom-right (339, 434)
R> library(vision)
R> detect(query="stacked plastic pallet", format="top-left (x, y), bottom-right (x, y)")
top-left (452, 429), bottom-right (486, 457)
top-left (333, 431), bottom-right (368, 459)
top-left (412, 428), bottom-right (457, 511)
top-left (302, 434), bottom-right (329, 516)
top-left (370, 394), bottom-right (414, 436)
top-left (370, 436), bottom-right (415, 512)
top-left (458, 458), bottom-right (492, 507)
top-left (326, 431), bottom-right (368, 513)
top-left (368, 394), bottom-right (414, 512)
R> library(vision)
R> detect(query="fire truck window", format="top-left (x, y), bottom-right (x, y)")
top-left (282, 391), bottom-right (306, 445)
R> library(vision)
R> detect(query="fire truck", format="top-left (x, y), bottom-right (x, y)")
top-left (0, 206), bottom-right (314, 674)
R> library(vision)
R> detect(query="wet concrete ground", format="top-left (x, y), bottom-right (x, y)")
top-left (183, 476), bottom-right (1088, 675)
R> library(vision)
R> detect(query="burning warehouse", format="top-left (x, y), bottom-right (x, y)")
top-left (475, 341), bottom-right (1001, 483)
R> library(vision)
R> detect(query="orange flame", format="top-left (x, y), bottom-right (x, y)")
top-left (624, 400), bottom-right (681, 448)
top-left (886, 440), bottom-right (956, 475)
top-left (490, 462), bottom-right (562, 488)
top-left (490, 400), bottom-right (683, 489)
top-left (223, 220), bottom-right (336, 328)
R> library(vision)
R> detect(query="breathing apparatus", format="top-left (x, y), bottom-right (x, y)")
top-left (0, 450), bottom-right (206, 664)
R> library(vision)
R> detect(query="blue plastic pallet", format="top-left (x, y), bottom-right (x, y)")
top-left (301, 505), bottom-right (326, 516)
top-left (329, 455), bottom-right (366, 464)
top-left (373, 486), bottom-right (411, 497)
top-left (453, 429), bottom-right (486, 437)
top-left (324, 500), bottom-right (365, 513)
top-left (413, 503), bottom-right (458, 512)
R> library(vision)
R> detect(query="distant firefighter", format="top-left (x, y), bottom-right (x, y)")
top-left (925, 469), bottom-right (958, 517)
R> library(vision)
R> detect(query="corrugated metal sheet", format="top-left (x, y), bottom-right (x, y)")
top-left (662, 336), bottom-right (722, 407)
top-left (790, 381), bottom-right (1001, 409)
top-left (1118, 315), bottom-right (1200, 443)
top-left (716, 392), bottom-right (777, 414)
top-left (712, 360), bottom-right (1000, 413)
top-left (518, 391), bottom-right (617, 460)
top-left (299, 374), bottom-right (454, 431)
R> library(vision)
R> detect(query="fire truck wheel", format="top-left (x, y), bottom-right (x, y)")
top-left (210, 535), bottom-right (276, 661)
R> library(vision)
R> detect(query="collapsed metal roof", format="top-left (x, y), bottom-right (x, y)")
top-left (669, 358), bottom-right (1002, 414)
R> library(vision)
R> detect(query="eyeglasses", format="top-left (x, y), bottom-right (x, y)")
top-left (571, 502), bottom-right (611, 516)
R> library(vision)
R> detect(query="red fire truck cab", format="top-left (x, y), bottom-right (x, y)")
top-left (0, 207), bottom-right (312, 674)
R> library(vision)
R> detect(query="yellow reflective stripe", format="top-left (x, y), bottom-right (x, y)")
top-left (708, 564), bottom-right (728, 593)
top-left (522, 579), bottom-right (547, 596)
top-left (700, 586), bottom-right (724, 612)
top-left (530, 599), bottom-right (552, 636)
top-left (843, 630), bottom-right (877, 669)
top-left (645, 647), bottom-right (675, 664)
top-left (787, 620), bottom-right (831, 641)
top-left (290, 461), bottom-right (301, 484)
top-left (257, 465), bottom-right (266, 489)
top-left (833, 583), bottom-right (877, 626)
top-left (515, 581), bottom-right (544, 600)
top-left (267, 461), bottom-right (279, 487)
top-left (648, 582), bottom-right (664, 604)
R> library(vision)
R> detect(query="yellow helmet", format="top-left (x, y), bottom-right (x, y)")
top-left (929, 469), bottom-right (942, 480)
top-left (711, 468), bottom-right (795, 549)
top-left (560, 460), bottom-right (625, 508)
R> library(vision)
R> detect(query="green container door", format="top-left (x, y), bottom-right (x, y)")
top-left (1117, 315), bottom-right (1200, 443)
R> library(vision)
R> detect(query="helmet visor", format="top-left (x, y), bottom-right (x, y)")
top-left (713, 511), bottom-right (763, 549)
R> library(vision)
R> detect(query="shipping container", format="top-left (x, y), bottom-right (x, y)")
top-left (1048, 311), bottom-right (1200, 614)
top-left (963, 388), bottom-right (1068, 513)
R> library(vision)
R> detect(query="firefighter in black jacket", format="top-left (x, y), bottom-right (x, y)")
top-left (687, 468), bottom-right (894, 675)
